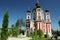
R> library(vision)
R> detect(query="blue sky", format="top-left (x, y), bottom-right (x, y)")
top-left (0, 0), bottom-right (60, 30)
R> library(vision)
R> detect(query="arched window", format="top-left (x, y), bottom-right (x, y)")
top-left (28, 16), bottom-right (29, 19)
top-left (38, 9), bottom-right (40, 11)
top-left (38, 16), bottom-right (41, 20)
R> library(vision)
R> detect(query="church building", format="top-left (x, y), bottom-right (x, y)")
top-left (26, 0), bottom-right (52, 37)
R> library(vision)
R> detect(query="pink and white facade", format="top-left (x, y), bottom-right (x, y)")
top-left (26, 0), bottom-right (52, 37)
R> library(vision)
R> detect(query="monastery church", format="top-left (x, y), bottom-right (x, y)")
top-left (26, 0), bottom-right (52, 37)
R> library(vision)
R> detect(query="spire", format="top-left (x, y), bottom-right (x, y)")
top-left (45, 8), bottom-right (49, 12)
top-left (35, 0), bottom-right (41, 8)
top-left (32, 7), bottom-right (36, 12)
top-left (27, 7), bottom-right (30, 13)
top-left (36, 0), bottom-right (39, 3)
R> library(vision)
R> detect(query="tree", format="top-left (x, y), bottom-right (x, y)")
top-left (52, 29), bottom-right (56, 35)
top-left (32, 29), bottom-right (44, 40)
top-left (15, 19), bottom-right (20, 28)
top-left (15, 19), bottom-right (25, 28)
top-left (8, 28), bottom-right (12, 36)
top-left (11, 24), bottom-right (19, 37)
top-left (58, 21), bottom-right (60, 26)
top-left (11, 24), bottom-right (15, 36)
top-left (37, 29), bottom-right (44, 38)
top-left (15, 19), bottom-right (26, 34)
top-left (19, 19), bottom-right (26, 35)
top-left (58, 20), bottom-right (60, 30)
top-left (19, 19), bottom-right (25, 27)
top-left (1, 10), bottom-right (9, 40)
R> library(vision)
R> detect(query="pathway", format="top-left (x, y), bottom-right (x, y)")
top-left (7, 34), bottom-right (32, 40)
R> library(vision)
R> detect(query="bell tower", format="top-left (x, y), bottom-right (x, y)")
top-left (45, 9), bottom-right (52, 37)
top-left (26, 9), bottom-right (31, 35)
top-left (26, 9), bottom-right (31, 20)
top-left (46, 9), bottom-right (51, 22)
top-left (35, 0), bottom-right (45, 30)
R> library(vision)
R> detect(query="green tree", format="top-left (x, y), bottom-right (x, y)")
top-left (58, 21), bottom-right (60, 31)
top-left (19, 19), bottom-right (25, 27)
top-left (32, 29), bottom-right (44, 40)
top-left (15, 19), bottom-right (25, 28)
top-left (37, 29), bottom-right (44, 38)
top-left (7, 28), bottom-right (12, 36)
top-left (58, 21), bottom-right (60, 26)
top-left (8, 29), bottom-right (12, 36)
top-left (15, 19), bottom-right (20, 28)
top-left (1, 10), bottom-right (9, 40)
top-left (52, 29), bottom-right (56, 35)
top-left (15, 19), bottom-right (26, 34)
top-left (11, 24), bottom-right (19, 37)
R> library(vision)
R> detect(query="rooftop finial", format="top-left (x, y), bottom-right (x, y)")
top-left (45, 8), bottom-right (49, 12)
top-left (27, 7), bottom-right (30, 12)
top-left (35, 0), bottom-right (40, 8)
top-left (36, 0), bottom-right (39, 3)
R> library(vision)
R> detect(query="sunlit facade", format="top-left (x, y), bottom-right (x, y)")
top-left (26, 0), bottom-right (52, 37)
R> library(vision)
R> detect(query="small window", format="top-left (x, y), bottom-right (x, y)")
top-left (28, 16), bottom-right (29, 19)
top-left (38, 9), bottom-right (40, 11)
top-left (38, 16), bottom-right (41, 19)
top-left (34, 13), bottom-right (35, 14)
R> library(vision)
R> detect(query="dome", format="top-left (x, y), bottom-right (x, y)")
top-left (45, 9), bottom-right (49, 12)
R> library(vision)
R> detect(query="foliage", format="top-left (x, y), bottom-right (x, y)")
top-left (11, 24), bottom-right (19, 37)
top-left (15, 19), bottom-right (20, 28)
top-left (8, 26), bottom-right (21, 37)
top-left (19, 19), bottom-right (25, 26)
top-left (58, 21), bottom-right (60, 26)
top-left (37, 29), bottom-right (44, 38)
top-left (16, 19), bottom-right (25, 26)
top-left (8, 28), bottom-right (12, 36)
top-left (15, 19), bottom-right (26, 29)
top-left (8, 19), bottom-right (26, 37)
top-left (32, 29), bottom-right (44, 40)
top-left (52, 29), bottom-right (56, 35)
top-left (15, 19), bottom-right (26, 35)
top-left (52, 29), bottom-right (60, 36)
top-left (1, 10), bottom-right (9, 40)
top-left (56, 30), bottom-right (60, 36)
